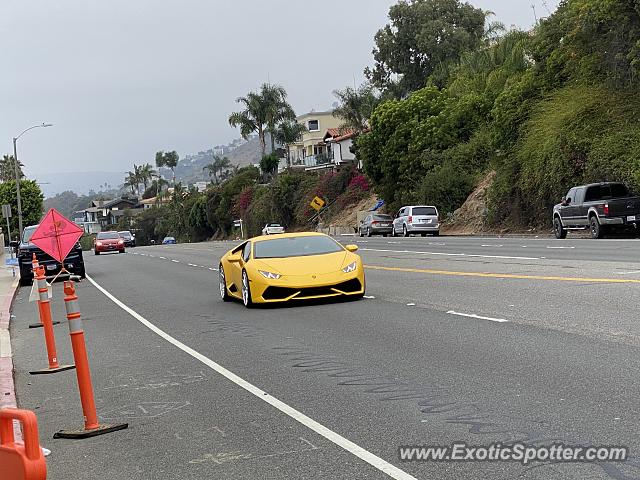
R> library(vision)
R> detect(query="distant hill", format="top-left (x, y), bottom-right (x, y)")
top-left (160, 135), bottom-right (268, 184)
top-left (41, 135), bottom-right (269, 201)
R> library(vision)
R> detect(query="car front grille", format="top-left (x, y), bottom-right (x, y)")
top-left (262, 278), bottom-right (362, 301)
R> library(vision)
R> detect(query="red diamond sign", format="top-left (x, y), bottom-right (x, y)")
top-left (30, 209), bottom-right (83, 263)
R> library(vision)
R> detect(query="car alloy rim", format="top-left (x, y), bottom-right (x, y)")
top-left (242, 272), bottom-right (249, 305)
top-left (219, 267), bottom-right (226, 299)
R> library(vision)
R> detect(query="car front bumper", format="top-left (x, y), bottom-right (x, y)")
top-left (249, 269), bottom-right (365, 304)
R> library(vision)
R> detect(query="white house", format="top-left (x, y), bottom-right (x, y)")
top-left (323, 128), bottom-right (360, 168)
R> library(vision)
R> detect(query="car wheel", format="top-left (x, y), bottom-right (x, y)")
top-left (382, 233), bottom-right (388, 237)
top-left (219, 265), bottom-right (230, 301)
top-left (367, 228), bottom-right (372, 237)
top-left (433, 231), bottom-right (440, 237)
top-left (403, 225), bottom-right (409, 237)
top-left (241, 270), bottom-right (253, 308)
top-left (553, 217), bottom-right (567, 239)
top-left (19, 276), bottom-right (32, 287)
top-left (359, 228), bottom-right (364, 237)
top-left (589, 216), bottom-right (603, 239)
top-left (94, 251), bottom-right (100, 255)
top-left (421, 233), bottom-right (427, 237)
top-left (391, 227), bottom-right (396, 237)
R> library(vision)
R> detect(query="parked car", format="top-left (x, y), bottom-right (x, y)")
top-left (553, 182), bottom-right (640, 239)
top-left (262, 223), bottom-right (285, 235)
top-left (162, 236), bottom-right (177, 244)
top-left (359, 213), bottom-right (393, 237)
top-left (94, 231), bottom-right (125, 254)
top-left (118, 230), bottom-right (136, 247)
top-left (392, 205), bottom-right (440, 237)
top-left (218, 232), bottom-right (364, 308)
top-left (13, 224), bottom-right (86, 286)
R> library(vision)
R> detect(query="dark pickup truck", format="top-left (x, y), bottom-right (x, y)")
top-left (12, 224), bottom-right (86, 285)
top-left (553, 182), bottom-right (640, 239)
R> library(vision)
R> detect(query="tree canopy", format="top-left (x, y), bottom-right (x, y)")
top-left (365, 0), bottom-right (486, 97)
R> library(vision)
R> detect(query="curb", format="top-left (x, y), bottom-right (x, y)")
top-left (0, 276), bottom-right (21, 439)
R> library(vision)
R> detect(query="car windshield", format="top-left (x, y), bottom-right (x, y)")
top-left (97, 232), bottom-right (120, 240)
top-left (119, 231), bottom-right (132, 238)
top-left (22, 226), bottom-right (38, 243)
top-left (373, 214), bottom-right (392, 221)
top-left (412, 207), bottom-right (437, 216)
top-left (268, 224), bottom-right (281, 227)
top-left (254, 235), bottom-right (343, 259)
top-left (164, 237), bottom-right (175, 241)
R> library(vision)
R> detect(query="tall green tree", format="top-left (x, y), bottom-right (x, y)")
top-left (229, 91), bottom-right (268, 157)
top-left (0, 155), bottom-right (24, 182)
top-left (273, 120), bottom-right (307, 167)
top-left (229, 83), bottom-right (295, 156)
top-left (332, 83), bottom-right (379, 134)
top-left (155, 151), bottom-right (179, 186)
top-left (261, 84), bottom-right (296, 153)
top-left (203, 156), bottom-right (232, 184)
top-left (0, 180), bottom-right (43, 239)
top-left (365, 0), bottom-right (486, 97)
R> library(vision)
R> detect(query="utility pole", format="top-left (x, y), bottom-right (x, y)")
top-left (12, 123), bottom-right (53, 235)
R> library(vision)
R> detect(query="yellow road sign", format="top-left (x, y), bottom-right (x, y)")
top-left (310, 196), bottom-right (325, 211)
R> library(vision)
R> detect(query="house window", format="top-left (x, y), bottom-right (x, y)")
top-left (307, 119), bottom-right (319, 131)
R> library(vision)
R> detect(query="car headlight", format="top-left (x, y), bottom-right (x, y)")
top-left (342, 261), bottom-right (357, 273)
top-left (259, 270), bottom-right (281, 279)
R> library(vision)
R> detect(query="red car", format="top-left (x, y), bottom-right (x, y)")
top-left (94, 231), bottom-right (125, 255)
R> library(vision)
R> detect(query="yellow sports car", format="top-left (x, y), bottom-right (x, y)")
top-left (218, 232), bottom-right (365, 307)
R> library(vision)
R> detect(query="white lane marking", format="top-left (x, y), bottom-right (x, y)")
top-left (172, 260), bottom-right (180, 263)
top-left (209, 268), bottom-right (218, 271)
top-left (85, 275), bottom-right (416, 480)
top-left (159, 256), bottom-right (167, 260)
top-left (188, 263), bottom-right (198, 267)
top-left (149, 255), bottom-right (155, 258)
top-left (616, 270), bottom-right (640, 275)
top-left (406, 303), bottom-right (416, 306)
top-left (546, 246), bottom-right (575, 249)
top-left (481, 244), bottom-right (503, 248)
top-left (364, 295), bottom-right (376, 299)
top-left (361, 248), bottom-right (540, 261)
top-left (447, 310), bottom-right (508, 323)
top-left (428, 242), bottom-right (445, 246)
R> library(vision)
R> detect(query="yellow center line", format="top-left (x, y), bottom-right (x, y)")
top-left (364, 265), bottom-right (640, 284)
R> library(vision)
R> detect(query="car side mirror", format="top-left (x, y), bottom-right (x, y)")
top-left (228, 253), bottom-right (242, 263)
top-left (561, 198), bottom-right (570, 206)
top-left (345, 245), bottom-right (358, 252)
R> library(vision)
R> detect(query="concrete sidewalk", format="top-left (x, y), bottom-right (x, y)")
top-left (0, 259), bottom-right (20, 410)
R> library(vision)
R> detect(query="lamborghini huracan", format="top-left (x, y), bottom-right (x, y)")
top-left (218, 232), bottom-right (365, 307)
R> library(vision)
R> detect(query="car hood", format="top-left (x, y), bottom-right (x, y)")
top-left (254, 251), bottom-right (351, 276)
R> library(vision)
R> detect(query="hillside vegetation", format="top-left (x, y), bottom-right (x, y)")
top-left (357, 0), bottom-right (640, 228)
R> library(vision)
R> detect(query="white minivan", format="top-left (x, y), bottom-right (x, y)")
top-left (392, 205), bottom-right (440, 237)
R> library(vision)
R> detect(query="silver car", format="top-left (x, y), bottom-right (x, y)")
top-left (392, 205), bottom-right (440, 237)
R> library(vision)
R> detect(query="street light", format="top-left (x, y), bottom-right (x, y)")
top-left (13, 123), bottom-right (53, 235)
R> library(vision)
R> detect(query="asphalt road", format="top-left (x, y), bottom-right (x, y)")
top-left (10, 235), bottom-right (640, 479)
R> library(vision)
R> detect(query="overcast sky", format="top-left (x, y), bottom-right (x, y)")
top-left (1, 1), bottom-right (559, 178)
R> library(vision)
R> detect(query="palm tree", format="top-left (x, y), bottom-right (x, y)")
top-left (274, 120), bottom-right (307, 167)
top-left (262, 84), bottom-right (296, 153)
top-left (0, 155), bottom-right (24, 182)
top-left (203, 156), bottom-right (232, 184)
top-left (155, 151), bottom-right (179, 186)
top-left (138, 163), bottom-right (155, 190)
top-left (229, 83), bottom-right (295, 157)
top-left (332, 83), bottom-right (379, 134)
top-left (124, 171), bottom-right (138, 195)
top-left (229, 91), bottom-right (268, 157)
